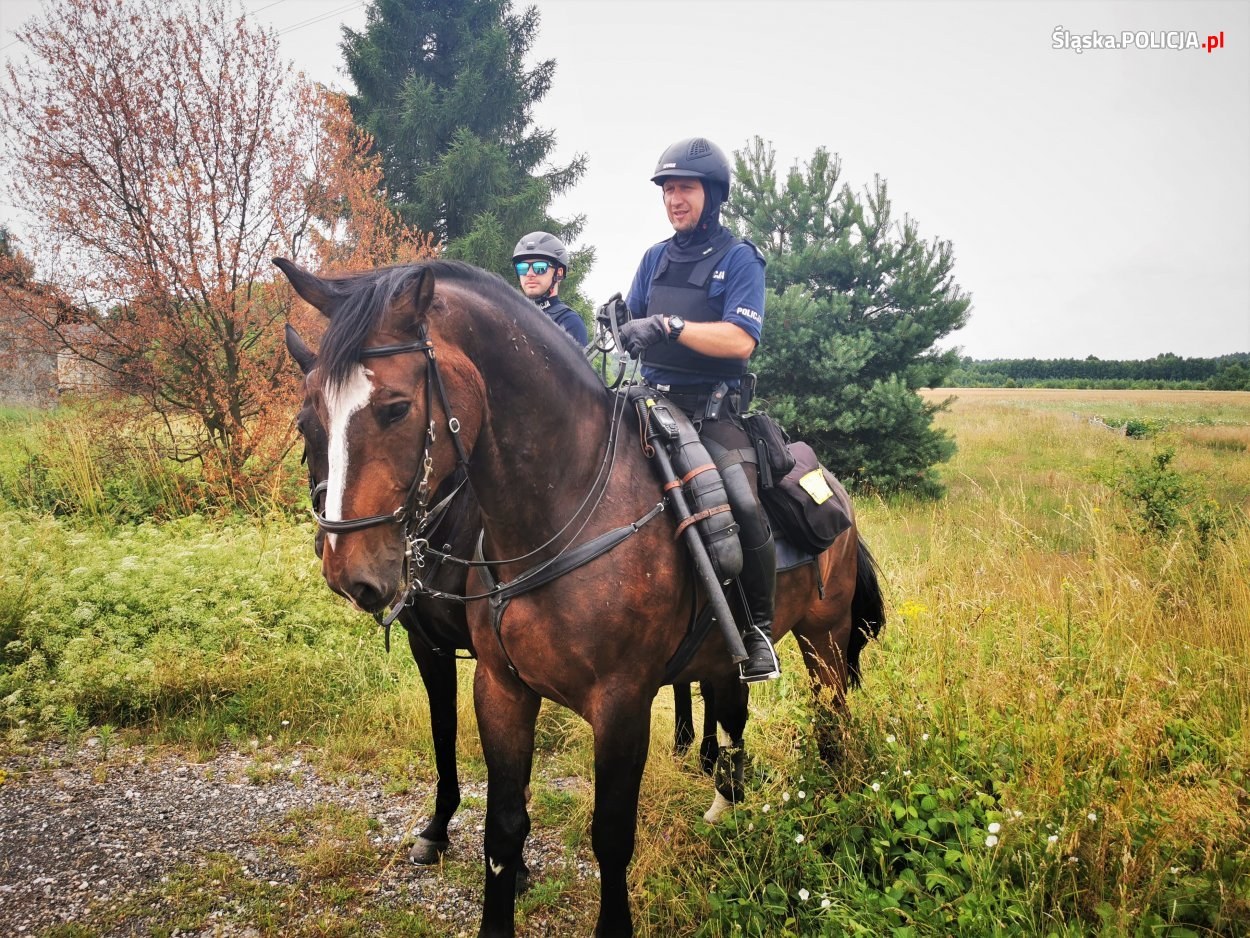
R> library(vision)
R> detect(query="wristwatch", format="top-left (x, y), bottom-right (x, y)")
top-left (666, 315), bottom-right (686, 343)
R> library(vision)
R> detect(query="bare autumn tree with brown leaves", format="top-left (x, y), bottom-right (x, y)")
top-left (0, 0), bottom-right (433, 502)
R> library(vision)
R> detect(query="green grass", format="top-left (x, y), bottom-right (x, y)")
top-left (2, 391), bottom-right (1249, 935)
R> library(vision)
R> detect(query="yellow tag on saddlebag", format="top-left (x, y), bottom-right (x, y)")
top-left (798, 468), bottom-right (833, 505)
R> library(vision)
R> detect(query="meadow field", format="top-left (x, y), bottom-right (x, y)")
top-left (1, 389), bottom-right (1247, 936)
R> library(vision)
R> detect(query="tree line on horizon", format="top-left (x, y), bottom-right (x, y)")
top-left (943, 352), bottom-right (1250, 390)
top-left (1, 0), bottom-right (971, 499)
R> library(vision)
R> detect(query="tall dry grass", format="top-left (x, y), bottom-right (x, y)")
top-left (3, 390), bottom-right (1247, 934)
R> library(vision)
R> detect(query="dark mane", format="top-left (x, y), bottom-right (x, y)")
top-left (317, 259), bottom-right (599, 394)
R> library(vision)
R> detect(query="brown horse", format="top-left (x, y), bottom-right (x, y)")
top-left (274, 257), bottom-right (883, 938)
top-left (285, 325), bottom-right (769, 868)
top-left (286, 324), bottom-right (486, 867)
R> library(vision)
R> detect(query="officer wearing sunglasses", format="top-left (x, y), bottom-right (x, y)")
top-left (512, 232), bottom-right (588, 346)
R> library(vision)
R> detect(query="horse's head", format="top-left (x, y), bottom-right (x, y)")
top-left (284, 324), bottom-right (329, 560)
top-left (275, 257), bottom-right (480, 613)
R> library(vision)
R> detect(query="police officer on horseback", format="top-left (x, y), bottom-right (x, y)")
top-left (512, 231), bottom-right (588, 346)
top-left (618, 137), bottom-right (781, 684)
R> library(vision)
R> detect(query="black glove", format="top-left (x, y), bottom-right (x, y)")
top-left (596, 292), bottom-right (628, 329)
top-left (617, 314), bottom-right (668, 358)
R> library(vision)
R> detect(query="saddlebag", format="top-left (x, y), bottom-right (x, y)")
top-left (761, 442), bottom-right (852, 555)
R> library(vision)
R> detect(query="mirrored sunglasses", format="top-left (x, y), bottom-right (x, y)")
top-left (515, 260), bottom-right (551, 276)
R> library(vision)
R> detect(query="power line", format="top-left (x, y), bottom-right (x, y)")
top-left (276, 1), bottom-right (365, 36)
top-left (249, 0), bottom-right (289, 15)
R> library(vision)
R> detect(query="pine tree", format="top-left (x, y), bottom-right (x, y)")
top-left (341, 0), bottom-right (591, 301)
top-left (727, 139), bottom-right (971, 496)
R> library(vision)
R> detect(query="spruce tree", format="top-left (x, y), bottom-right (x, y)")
top-left (727, 138), bottom-right (971, 496)
top-left (341, 0), bottom-right (591, 299)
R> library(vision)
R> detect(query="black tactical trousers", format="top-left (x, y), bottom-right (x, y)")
top-left (689, 407), bottom-right (777, 662)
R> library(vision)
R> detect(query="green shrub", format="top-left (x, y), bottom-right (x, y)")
top-left (0, 513), bottom-right (387, 740)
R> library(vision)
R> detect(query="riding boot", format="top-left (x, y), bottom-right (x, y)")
top-left (737, 536), bottom-right (780, 683)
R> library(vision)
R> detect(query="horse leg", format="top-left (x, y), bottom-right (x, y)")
top-left (702, 678), bottom-right (748, 824)
top-left (475, 666), bottom-right (541, 938)
top-left (793, 625), bottom-right (853, 765)
top-left (405, 631), bottom-right (460, 864)
top-left (675, 682), bottom-right (721, 776)
top-left (673, 682), bottom-right (694, 755)
top-left (589, 693), bottom-right (654, 938)
top-left (698, 682), bottom-right (719, 777)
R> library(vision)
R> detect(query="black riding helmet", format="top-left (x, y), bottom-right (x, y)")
top-left (511, 231), bottom-right (570, 280)
top-left (650, 137), bottom-right (731, 201)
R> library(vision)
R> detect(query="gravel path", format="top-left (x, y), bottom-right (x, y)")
top-left (0, 741), bottom-right (597, 936)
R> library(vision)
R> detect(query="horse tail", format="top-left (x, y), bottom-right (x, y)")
top-left (847, 538), bottom-right (886, 688)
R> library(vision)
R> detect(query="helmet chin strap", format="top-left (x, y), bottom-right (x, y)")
top-left (543, 266), bottom-right (565, 300)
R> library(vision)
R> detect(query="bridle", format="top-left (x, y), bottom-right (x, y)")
top-left (306, 320), bottom-right (657, 649)
top-left (310, 324), bottom-right (469, 537)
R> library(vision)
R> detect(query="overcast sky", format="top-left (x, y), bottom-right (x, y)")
top-left (3, 0), bottom-right (1247, 360)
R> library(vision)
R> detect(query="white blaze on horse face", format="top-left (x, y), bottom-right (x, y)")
top-left (323, 364), bottom-right (375, 551)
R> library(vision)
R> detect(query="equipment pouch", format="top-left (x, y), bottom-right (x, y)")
top-left (742, 412), bottom-right (796, 490)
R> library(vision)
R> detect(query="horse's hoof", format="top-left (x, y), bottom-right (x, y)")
top-left (408, 835), bottom-right (449, 865)
top-left (515, 860), bottom-right (531, 895)
top-left (703, 790), bottom-right (734, 824)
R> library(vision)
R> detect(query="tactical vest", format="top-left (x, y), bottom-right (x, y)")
top-left (642, 238), bottom-right (748, 383)
top-left (539, 296), bottom-right (587, 345)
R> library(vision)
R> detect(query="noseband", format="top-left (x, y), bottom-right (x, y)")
top-left (311, 324), bottom-right (470, 536)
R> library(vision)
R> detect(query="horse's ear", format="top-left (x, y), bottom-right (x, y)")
top-left (273, 257), bottom-right (333, 315)
top-left (412, 266), bottom-right (435, 314)
top-left (394, 265), bottom-right (436, 336)
top-left (412, 266), bottom-right (437, 322)
top-left (284, 323), bottom-right (317, 375)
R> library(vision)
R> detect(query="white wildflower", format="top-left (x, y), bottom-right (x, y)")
top-left (988, 822), bottom-right (1001, 834)
top-left (985, 834), bottom-right (999, 848)
top-left (795, 834), bottom-right (805, 844)
top-left (798, 888), bottom-right (810, 901)
top-left (871, 782), bottom-right (881, 792)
